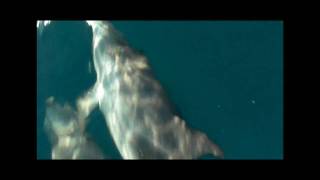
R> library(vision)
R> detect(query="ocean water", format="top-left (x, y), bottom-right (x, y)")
top-left (37, 20), bottom-right (283, 159)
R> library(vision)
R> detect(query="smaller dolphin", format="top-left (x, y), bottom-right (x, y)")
top-left (44, 97), bottom-right (104, 159)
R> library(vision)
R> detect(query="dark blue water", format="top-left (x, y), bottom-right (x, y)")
top-left (37, 21), bottom-right (283, 159)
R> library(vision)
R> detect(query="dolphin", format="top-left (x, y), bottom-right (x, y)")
top-left (76, 21), bottom-right (224, 159)
top-left (44, 97), bottom-right (104, 159)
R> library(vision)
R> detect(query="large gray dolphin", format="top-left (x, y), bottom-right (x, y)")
top-left (76, 21), bottom-right (224, 159)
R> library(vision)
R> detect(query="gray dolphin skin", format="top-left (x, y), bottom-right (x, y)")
top-left (40, 21), bottom-right (224, 159)
top-left (76, 21), bottom-right (224, 159)
top-left (44, 97), bottom-right (104, 159)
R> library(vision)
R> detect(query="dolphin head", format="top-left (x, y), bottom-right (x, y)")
top-left (44, 97), bottom-right (80, 142)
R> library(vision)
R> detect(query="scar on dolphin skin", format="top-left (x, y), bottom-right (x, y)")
top-left (76, 21), bottom-right (225, 159)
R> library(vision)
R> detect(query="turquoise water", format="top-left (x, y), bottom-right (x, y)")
top-left (37, 21), bottom-right (283, 159)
